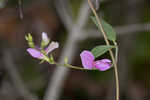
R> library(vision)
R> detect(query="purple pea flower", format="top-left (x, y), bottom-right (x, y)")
top-left (80, 50), bottom-right (111, 71)
top-left (27, 41), bottom-right (59, 59)
top-left (27, 32), bottom-right (59, 59)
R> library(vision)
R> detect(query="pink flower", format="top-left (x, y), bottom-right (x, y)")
top-left (27, 41), bottom-right (59, 59)
top-left (80, 50), bottom-right (111, 71)
top-left (42, 32), bottom-right (50, 46)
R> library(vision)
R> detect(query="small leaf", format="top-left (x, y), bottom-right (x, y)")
top-left (91, 16), bottom-right (99, 27)
top-left (101, 20), bottom-right (116, 42)
top-left (91, 45), bottom-right (115, 58)
top-left (91, 16), bottom-right (116, 42)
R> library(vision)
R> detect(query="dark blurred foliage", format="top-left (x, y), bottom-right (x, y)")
top-left (0, 0), bottom-right (150, 100)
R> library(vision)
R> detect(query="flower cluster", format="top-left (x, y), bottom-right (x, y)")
top-left (26, 32), bottom-right (59, 62)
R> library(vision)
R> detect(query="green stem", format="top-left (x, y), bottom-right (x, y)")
top-left (114, 42), bottom-right (118, 62)
top-left (53, 61), bottom-right (98, 71)
top-left (87, 0), bottom-right (119, 100)
top-left (41, 53), bottom-right (98, 71)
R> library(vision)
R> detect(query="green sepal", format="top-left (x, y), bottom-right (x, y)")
top-left (49, 54), bottom-right (55, 64)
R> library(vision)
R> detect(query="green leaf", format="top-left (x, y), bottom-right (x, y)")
top-left (101, 20), bottom-right (116, 42)
top-left (91, 45), bottom-right (115, 58)
top-left (91, 16), bottom-right (116, 42)
top-left (91, 16), bottom-right (99, 27)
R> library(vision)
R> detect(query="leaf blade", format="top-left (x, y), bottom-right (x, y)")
top-left (101, 20), bottom-right (116, 42)
top-left (91, 16), bottom-right (116, 42)
top-left (91, 45), bottom-right (114, 58)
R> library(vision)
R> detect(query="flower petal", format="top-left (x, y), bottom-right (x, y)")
top-left (45, 41), bottom-right (59, 54)
top-left (27, 48), bottom-right (44, 59)
top-left (93, 59), bottom-right (111, 71)
top-left (80, 50), bottom-right (95, 69)
top-left (100, 59), bottom-right (111, 63)
top-left (42, 32), bottom-right (50, 45)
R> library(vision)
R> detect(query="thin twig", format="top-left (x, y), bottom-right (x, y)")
top-left (18, 0), bottom-right (23, 20)
top-left (53, 62), bottom-right (98, 70)
top-left (3, 49), bottom-right (39, 100)
top-left (87, 0), bottom-right (119, 100)
top-left (81, 22), bottom-right (150, 39)
top-left (55, 0), bottom-right (73, 31)
top-left (95, 0), bottom-right (100, 10)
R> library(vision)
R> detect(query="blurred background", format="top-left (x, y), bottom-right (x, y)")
top-left (0, 0), bottom-right (150, 100)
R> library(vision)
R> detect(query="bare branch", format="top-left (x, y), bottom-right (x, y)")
top-left (76, 1), bottom-right (90, 29)
top-left (55, 0), bottom-right (73, 31)
top-left (43, 34), bottom-right (79, 100)
top-left (18, 0), bottom-right (24, 20)
top-left (95, 0), bottom-right (100, 10)
top-left (116, 23), bottom-right (150, 33)
top-left (81, 22), bottom-right (150, 39)
top-left (3, 49), bottom-right (39, 100)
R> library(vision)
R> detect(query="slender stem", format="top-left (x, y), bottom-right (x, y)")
top-left (87, 0), bottom-right (119, 100)
top-left (41, 54), bottom-right (98, 71)
top-left (48, 56), bottom-right (113, 71)
top-left (114, 42), bottom-right (119, 62)
top-left (52, 61), bottom-right (98, 71)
